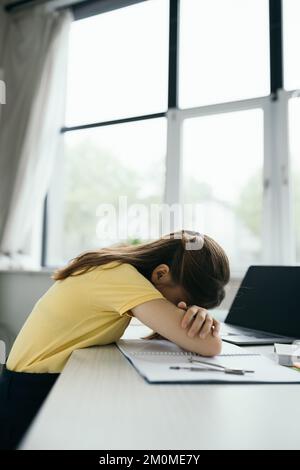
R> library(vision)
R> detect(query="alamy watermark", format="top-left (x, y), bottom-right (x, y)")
top-left (95, 196), bottom-right (205, 250)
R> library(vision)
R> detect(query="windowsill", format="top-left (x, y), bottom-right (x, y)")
top-left (0, 268), bottom-right (53, 275)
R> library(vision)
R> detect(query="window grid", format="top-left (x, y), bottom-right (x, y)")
top-left (43, 0), bottom-right (298, 274)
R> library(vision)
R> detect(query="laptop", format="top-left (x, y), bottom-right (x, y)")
top-left (221, 266), bottom-right (300, 345)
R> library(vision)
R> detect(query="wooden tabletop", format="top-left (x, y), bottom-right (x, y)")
top-left (20, 322), bottom-right (300, 450)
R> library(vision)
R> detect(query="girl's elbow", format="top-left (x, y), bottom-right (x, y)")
top-left (202, 336), bottom-right (223, 357)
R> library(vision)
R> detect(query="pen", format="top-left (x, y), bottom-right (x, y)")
top-left (188, 357), bottom-right (254, 374)
top-left (169, 366), bottom-right (247, 375)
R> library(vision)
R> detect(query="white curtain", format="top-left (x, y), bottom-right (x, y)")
top-left (0, 5), bottom-right (72, 269)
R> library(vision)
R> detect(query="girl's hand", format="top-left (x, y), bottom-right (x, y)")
top-left (177, 302), bottom-right (220, 338)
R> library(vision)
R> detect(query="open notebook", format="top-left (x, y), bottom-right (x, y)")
top-left (116, 339), bottom-right (300, 384)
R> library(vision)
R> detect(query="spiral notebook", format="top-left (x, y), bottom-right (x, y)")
top-left (116, 339), bottom-right (300, 384)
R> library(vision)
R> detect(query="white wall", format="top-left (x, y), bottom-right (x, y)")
top-left (0, 270), bottom-right (53, 353)
top-left (222, 278), bottom-right (240, 311)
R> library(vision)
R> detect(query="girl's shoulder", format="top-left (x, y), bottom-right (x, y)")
top-left (92, 261), bottom-right (143, 281)
top-left (95, 261), bottom-right (135, 272)
top-left (92, 261), bottom-right (153, 288)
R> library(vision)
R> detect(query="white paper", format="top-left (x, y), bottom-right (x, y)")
top-left (117, 339), bottom-right (300, 384)
top-left (274, 343), bottom-right (300, 357)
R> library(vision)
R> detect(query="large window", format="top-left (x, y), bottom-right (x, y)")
top-left (47, 0), bottom-right (169, 265)
top-left (65, 0), bottom-right (169, 125)
top-left (182, 109), bottom-right (264, 267)
top-left (288, 97), bottom-right (300, 261)
top-left (46, 0), bottom-right (300, 274)
top-left (283, 0), bottom-right (300, 90)
top-left (284, 0), bottom-right (300, 262)
top-left (47, 119), bottom-right (167, 264)
top-left (179, 0), bottom-right (270, 107)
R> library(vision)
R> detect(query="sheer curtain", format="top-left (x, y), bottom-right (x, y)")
top-left (0, 5), bottom-right (72, 269)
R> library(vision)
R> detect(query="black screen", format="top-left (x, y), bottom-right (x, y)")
top-left (225, 266), bottom-right (300, 337)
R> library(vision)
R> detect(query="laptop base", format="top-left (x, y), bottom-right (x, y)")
top-left (222, 336), bottom-right (294, 346)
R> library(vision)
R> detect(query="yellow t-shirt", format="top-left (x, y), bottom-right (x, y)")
top-left (7, 261), bottom-right (163, 373)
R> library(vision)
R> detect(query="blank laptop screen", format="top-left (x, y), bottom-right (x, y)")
top-left (225, 266), bottom-right (300, 337)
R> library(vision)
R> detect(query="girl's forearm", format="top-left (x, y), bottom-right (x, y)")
top-left (132, 299), bottom-right (222, 357)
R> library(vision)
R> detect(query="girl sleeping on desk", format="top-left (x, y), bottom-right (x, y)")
top-left (0, 230), bottom-right (229, 449)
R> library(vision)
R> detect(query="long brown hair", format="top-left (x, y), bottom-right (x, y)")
top-left (53, 230), bottom-right (230, 309)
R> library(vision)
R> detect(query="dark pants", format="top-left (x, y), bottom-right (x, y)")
top-left (0, 365), bottom-right (59, 449)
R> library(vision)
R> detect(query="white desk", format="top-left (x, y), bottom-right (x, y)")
top-left (20, 323), bottom-right (300, 450)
